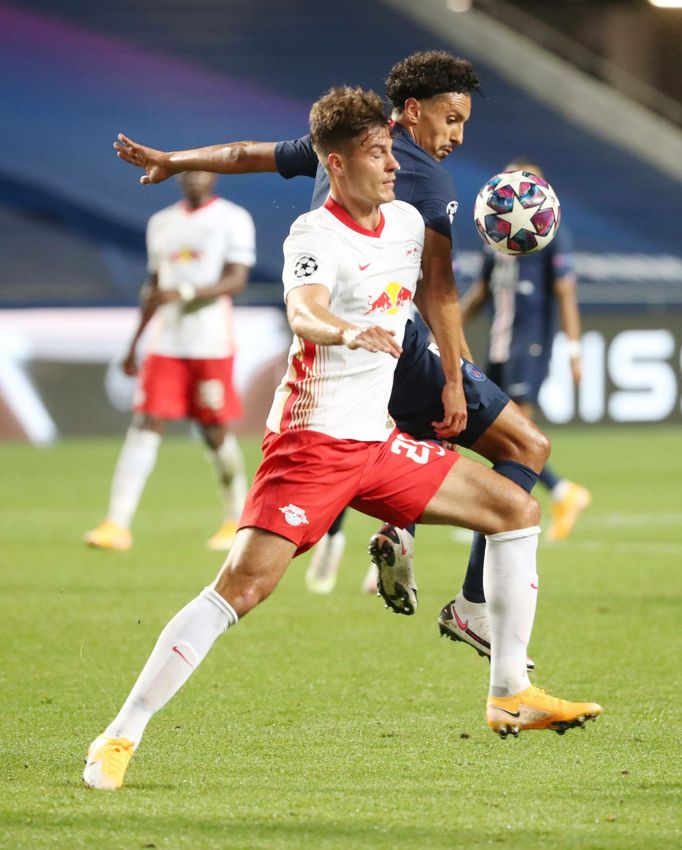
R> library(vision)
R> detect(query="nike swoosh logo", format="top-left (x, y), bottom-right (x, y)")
top-left (172, 645), bottom-right (194, 667)
top-left (452, 608), bottom-right (468, 632)
top-left (359, 263), bottom-right (371, 271)
top-left (497, 707), bottom-right (521, 718)
top-left (530, 582), bottom-right (539, 590)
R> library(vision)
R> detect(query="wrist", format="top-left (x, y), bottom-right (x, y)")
top-left (178, 283), bottom-right (197, 303)
top-left (341, 327), bottom-right (360, 347)
top-left (567, 339), bottom-right (582, 359)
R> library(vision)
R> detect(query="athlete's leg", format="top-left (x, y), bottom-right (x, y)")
top-left (305, 508), bottom-right (348, 594)
top-left (459, 400), bottom-right (550, 601)
top-left (84, 412), bottom-right (165, 550)
top-left (202, 422), bottom-right (248, 551)
top-left (84, 528), bottom-right (296, 789)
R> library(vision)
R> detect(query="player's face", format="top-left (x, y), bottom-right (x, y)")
top-left (177, 171), bottom-right (217, 204)
top-left (412, 93), bottom-right (471, 161)
top-left (343, 126), bottom-right (399, 206)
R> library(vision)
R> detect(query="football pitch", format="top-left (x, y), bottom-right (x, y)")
top-left (1, 426), bottom-right (680, 850)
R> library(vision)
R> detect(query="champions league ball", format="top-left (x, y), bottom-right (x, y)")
top-left (473, 170), bottom-right (561, 255)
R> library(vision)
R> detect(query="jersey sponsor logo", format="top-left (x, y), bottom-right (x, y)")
top-left (365, 281), bottom-right (413, 316)
top-left (294, 255), bottom-right (319, 279)
top-left (446, 200), bottom-right (459, 223)
top-left (464, 362), bottom-right (486, 382)
top-left (279, 503), bottom-right (309, 526)
top-left (170, 247), bottom-right (202, 263)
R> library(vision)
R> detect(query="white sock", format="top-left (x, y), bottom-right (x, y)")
top-left (107, 427), bottom-right (161, 528)
top-left (104, 587), bottom-right (237, 745)
top-left (551, 479), bottom-right (569, 501)
top-left (212, 433), bottom-right (247, 522)
top-left (483, 526), bottom-right (541, 697)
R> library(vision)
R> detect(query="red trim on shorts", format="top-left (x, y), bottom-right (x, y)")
top-left (280, 338), bottom-right (317, 430)
top-left (324, 196), bottom-right (385, 238)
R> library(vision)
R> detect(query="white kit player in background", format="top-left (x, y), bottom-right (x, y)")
top-left (84, 87), bottom-right (600, 792)
top-left (84, 171), bottom-right (255, 552)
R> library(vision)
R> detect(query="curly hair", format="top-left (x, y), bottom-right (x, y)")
top-left (385, 50), bottom-right (480, 111)
top-left (310, 86), bottom-right (389, 159)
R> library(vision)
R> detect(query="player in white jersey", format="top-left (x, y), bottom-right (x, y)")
top-left (84, 171), bottom-right (256, 552)
top-left (83, 87), bottom-right (600, 791)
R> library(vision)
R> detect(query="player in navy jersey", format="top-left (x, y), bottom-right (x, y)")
top-left (113, 51), bottom-right (551, 668)
top-left (462, 160), bottom-right (591, 541)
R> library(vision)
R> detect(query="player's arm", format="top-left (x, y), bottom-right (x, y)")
top-left (554, 273), bottom-right (582, 384)
top-left (122, 274), bottom-right (160, 376)
top-left (114, 134), bottom-right (278, 185)
top-left (144, 263), bottom-right (251, 311)
top-left (286, 284), bottom-right (402, 357)
top-left (414, 227), bottom-right (468, 436)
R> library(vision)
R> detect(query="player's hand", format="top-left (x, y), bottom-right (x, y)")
top-left (342, 326), bottom-right (402, 358)
top-left (122, 350), bottom-right (138, 377)
top-left (432, 380), bottom-right (467, 438)
top-left (114, 133), bottom-right (175, 184)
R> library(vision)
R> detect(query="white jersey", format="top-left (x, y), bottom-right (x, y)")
top-left (267, 197), bottom-right (424, 441)
top-left (146, 196), bottom-right (256, 358)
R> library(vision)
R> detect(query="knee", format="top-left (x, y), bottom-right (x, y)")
top-left (213, 561), bottom-right (274, 617)
top-left (528, 426), bottom-right (551, 469)
top-left (507, 489), bottom-right (541, 531)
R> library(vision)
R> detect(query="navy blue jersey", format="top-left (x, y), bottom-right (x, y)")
top-left (274, 124), bottom-right (458, 241)
top-left (481, 226), bottom-right (575, 366)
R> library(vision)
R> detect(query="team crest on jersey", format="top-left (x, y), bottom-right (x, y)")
top-left (405, 241), bottom-right (421, 264)
top-left (294, 255), bottom-right (319, 279)
top-left (464, 362), bottom-right (486, 382)
top-left (365, 281), bottom-right (413, 316)
top-left (279, 503), bottom-right (309, 526)
top-left (446, 200), bottom-right (459, 223)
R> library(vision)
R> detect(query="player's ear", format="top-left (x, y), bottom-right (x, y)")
top-left (402, 97), bottom-right (421, 125)
top-left (327, 152), bottom-right (344, 178)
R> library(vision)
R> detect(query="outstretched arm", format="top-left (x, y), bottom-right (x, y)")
top-left (113, 134), bottom-right (278, 184)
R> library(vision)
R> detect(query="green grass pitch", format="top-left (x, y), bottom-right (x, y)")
top-left (1, 426), bottom-right (680, 850)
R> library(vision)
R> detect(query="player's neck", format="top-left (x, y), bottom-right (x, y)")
top-left (327, 192), bottom-right (381, 232)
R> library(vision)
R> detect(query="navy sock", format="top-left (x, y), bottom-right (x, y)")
top-left (327, 509), bottom-right (346, 536)
top-left (405, 523), bottom-right (416, 537)
top-left (461, 460), bottom-right (540, 604)
top-left (539, 464), bottom-right (561, 491)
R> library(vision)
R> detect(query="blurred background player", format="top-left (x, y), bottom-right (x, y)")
top-left (84, 172), bottom-right (255, 552)
top-left (461, 160), bottom-right (591, 541)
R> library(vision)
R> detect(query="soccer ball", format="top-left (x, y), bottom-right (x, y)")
top-left (473, 170), bottom-right (561, 255)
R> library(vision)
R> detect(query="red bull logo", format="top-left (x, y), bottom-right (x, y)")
top-left (365, 281), bottom-right (413, 316)
top-left (170, 247), bottom-right (202, 263)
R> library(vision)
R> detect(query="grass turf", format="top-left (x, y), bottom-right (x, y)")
top-left (0, 426), bottom-right (680, 850)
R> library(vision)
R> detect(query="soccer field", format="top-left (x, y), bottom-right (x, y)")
top-left (1, 426), bottom-right (680, 850)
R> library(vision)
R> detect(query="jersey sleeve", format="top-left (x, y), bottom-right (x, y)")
top-left (407, 169), bottom-right (456, 242)
top-left (550, 226), bottom-right (575, 279)
top-left (145, 213), bottom-right (162, 274)
top-left (274, 135), bottom-right (319, 179)
top-left (224, 207), bottom-right (256, 267)
top-left (282, 219), bottom-right (338, 299)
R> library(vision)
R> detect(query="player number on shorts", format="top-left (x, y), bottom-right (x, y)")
top-left (390, 433), bottom-right (445, 465)
top-left (197, 380), bottom-right (225, 411)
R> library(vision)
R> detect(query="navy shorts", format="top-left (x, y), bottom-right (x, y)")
top-left (389, 320), bottom-right (509, 447)
top-left (486, 349), bottom-right (550, 406)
